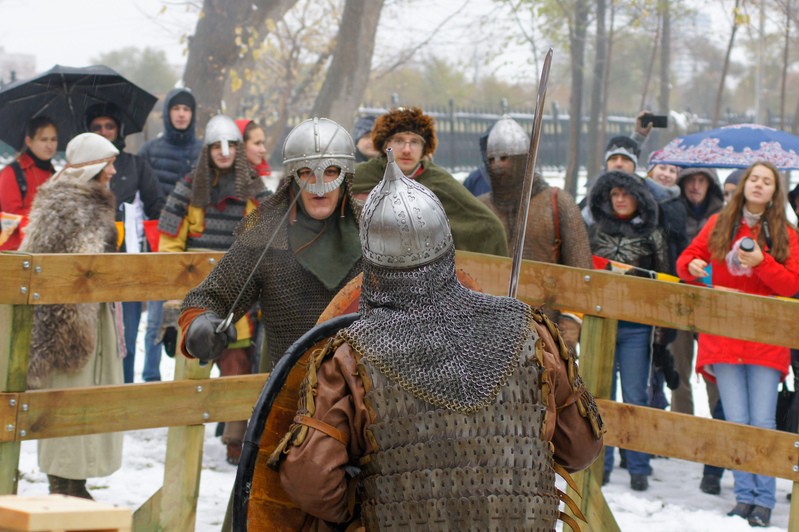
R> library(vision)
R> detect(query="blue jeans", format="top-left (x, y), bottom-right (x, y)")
top-left (714, 363), bottom-right (780, 509)
top-left (143, 300), bottom-right (164, 382)
top-left (604, 321), bottom-right (652, 477)
top-left (121, 301), bottom-right (142, 383)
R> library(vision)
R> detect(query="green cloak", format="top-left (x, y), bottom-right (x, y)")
top-left (352, 157), bottom-right (509, 257)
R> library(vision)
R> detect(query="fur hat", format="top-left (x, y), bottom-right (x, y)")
top-left (371, 107), bottom-right (438, 157)
top-left (605, 135), bottom-right (640, 165)
top-left (55, 133), bottom-right (119, 183)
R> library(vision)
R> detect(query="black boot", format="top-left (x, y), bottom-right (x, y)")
top-left (67, 479), bottom-right (94, 500)
top-left (47, 475), bottom-right (70, 495)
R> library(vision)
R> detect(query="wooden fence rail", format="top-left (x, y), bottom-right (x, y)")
top-left (1, 250), bottom-right (798, 530)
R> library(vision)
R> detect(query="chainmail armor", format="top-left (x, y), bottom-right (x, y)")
top-left (356, 332), bottom-right (559, 531)
top-left (182, 178), bottom-right (361, 368)
top-left (339, 246), bottom-right (533, 414)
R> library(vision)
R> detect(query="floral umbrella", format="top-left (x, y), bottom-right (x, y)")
top-left (649, 123), bottom-right (799, 170)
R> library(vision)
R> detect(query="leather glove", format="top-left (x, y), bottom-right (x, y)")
top-left (652, 343), bottom-right (680, 390)
top-left (184, 311), bottom-right (237, 362)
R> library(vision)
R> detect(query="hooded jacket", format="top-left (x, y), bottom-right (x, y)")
top-left (588, 170), bottom-right (670, 276)
top-left (138, 88), bottom-right (203, 197)
top-left (677, 167), bottom-right (725, 241)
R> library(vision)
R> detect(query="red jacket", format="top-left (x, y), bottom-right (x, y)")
top-left (677, 214), bottom-right (799, 381)
top-left (0, 153), bottom-right (54, 250)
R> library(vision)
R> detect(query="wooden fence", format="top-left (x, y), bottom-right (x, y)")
top-left (1, 250), bottom-right (799, 530)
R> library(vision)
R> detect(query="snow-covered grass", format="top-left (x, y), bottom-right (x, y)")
top-left (15, 312), bottom-right (793, 531)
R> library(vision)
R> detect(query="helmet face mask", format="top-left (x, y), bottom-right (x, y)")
top-left (296, 163), bottom-right (345, 197)
top-left (282, 117), bottom-right (355, 196)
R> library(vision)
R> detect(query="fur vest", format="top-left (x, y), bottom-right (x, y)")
top-left (19, 179), bottom-right (117, 389)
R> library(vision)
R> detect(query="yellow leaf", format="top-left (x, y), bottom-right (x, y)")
top-left (158, 5), bottom-right (167, 15)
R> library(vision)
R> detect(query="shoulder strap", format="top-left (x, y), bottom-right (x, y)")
top-left (10, 161), bottom-right (26, 201)
top-left (551, 187), bottom-right (561, 262)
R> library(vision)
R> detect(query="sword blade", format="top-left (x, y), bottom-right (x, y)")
top-left (508, 48), bottom-right (554, 299)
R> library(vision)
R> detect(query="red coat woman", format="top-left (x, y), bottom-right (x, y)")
top-left (677, 163), bottom-right (799, 381)
top-left (677, 160), bottom-right (799, 526)
top-left (0, 117), bottom-right (58, 250)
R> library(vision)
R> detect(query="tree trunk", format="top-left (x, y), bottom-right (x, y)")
top-left (658, 0), bottom-right (671, 116)
top-left (586, 0), bottom-right (607, 179)
top-left (712, 0), bottom-right (741, 127)
top-left (182, 0), bottom-right (298, 132)
top-left (311, 0), bottom-right (385, 128)
top-left (780, 0), bottom-right (790, 130)
top-left (638, 19), bottom-right (660, 111)
top-left (564, 0), bottom-right (590, 198)
top-left (599, 3), bottom-right (617, 168)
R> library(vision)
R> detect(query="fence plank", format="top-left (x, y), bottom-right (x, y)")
top-left (13, 375), bottom-right (267, 441)
top-left (455, 252), bottom-right (799, 348)
top-left (598, 399), bottom-right (799, 481)
top-left (0, 253), bottom-right (31, 305)
top-left (25, 252), bottom-right (224, 303)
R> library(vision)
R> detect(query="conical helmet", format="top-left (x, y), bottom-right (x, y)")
top-left (360, 148), bottom-right (452, 268)
top-left (282, 117), bottom-right (355, 196)
top-left (486, 115), bottom-right (529, 159)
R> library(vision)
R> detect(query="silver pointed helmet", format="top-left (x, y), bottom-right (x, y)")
top-left (282, 117), bottom-right (355, 197)
top-left (360, 148), bottom-right (453, 268)
top-left (486, 115), bottom-right (529, 159)
top-left (204, 115), bottom-right (242, 157)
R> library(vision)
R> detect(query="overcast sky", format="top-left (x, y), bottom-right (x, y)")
top-left (0, 0), bottom-right (737, 85)
top-left (0, 0), bottom-right (195, 70)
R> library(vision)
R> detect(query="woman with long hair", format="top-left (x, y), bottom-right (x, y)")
top-left (677, 160), bottom-right (799, 527)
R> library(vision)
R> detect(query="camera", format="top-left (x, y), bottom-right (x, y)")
top-left (640, 114), bottom-right (668, 129)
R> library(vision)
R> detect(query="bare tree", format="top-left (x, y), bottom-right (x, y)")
top-left (311, 0), bottom-right (385, 126)
top-left (658, 0), bottom-right (671, 115)
top-left (564, 0), bottom-right (590, 197)
top-left (586, 0), bottom-right (608, 179)
top-left (182, 0), bottom-right (299, 129)
top-left (713, 0), bottom-right (745, 127)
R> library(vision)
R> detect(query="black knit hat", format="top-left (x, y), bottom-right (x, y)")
top-left (169, 90), bottom-right (196, 113)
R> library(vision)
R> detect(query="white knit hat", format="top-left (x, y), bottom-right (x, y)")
top-left (55, 132), bottom-right (119, 183)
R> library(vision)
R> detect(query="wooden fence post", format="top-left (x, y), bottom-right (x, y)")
top-left (565, 314), bottom-right (619, 531)
top-left (0, 304), bottom-right (33, 495)
top-left (133, 328), bottom-right (212, 532)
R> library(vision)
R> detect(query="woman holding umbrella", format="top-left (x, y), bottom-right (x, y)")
top-left (0, 116), bottom-right (57, 250)
top-left (677, 160), bottom-right (799, 527)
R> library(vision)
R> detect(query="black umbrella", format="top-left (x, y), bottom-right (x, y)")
top-left (0, 64), bottom-right (157, 151)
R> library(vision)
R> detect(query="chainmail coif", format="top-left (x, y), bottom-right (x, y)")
top-left (340, 246), bottom-right (534, 414)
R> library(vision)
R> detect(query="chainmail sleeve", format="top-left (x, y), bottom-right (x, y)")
top-left (181, 230), bottom-right (266, 322)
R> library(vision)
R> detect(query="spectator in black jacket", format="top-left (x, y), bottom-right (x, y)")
top-left (85, 103), bottom-right (165, 383)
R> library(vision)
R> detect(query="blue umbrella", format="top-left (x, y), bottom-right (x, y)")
top-left (649, 123), bottom-right (799, 170)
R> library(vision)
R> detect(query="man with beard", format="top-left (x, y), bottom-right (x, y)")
top-left (478, 116), bottom-right (592, 351)
top-left (272, 150), bottom-right (603, 530)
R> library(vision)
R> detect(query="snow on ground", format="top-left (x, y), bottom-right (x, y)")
top-left (15, 311), bottom-right (794, 531)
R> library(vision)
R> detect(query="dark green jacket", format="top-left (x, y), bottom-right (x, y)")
top-left (353, 157), bottom-right (508, 257)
